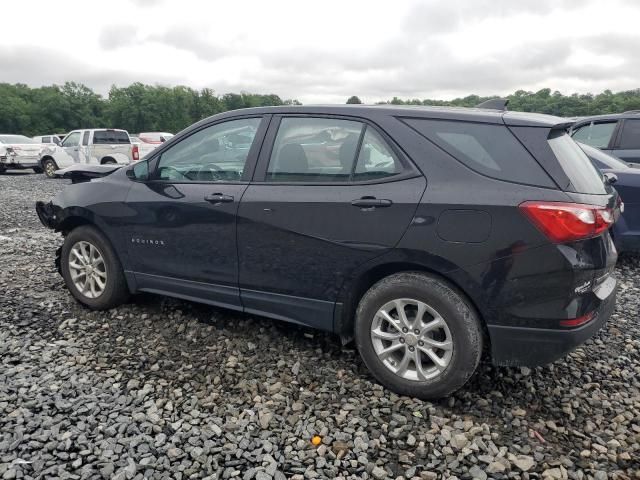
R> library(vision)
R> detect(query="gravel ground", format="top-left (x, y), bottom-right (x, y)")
top-left (1, 171), bottom-right (639, 480)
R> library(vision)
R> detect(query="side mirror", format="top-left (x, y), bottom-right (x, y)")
top-left (127, 160), bottom-right (150, 181)
top-left (603, 172), bottom-right (618, 185)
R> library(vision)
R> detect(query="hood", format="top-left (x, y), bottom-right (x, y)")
top-left (55, 164), bottom-right (123, 183)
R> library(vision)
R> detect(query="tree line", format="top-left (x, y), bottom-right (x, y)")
top-left (2, 82), bottom-right (640, 137)
top-left (0, 82), bottom-right (300, 137)
top-left (367, 88), bottom-right (640, 117)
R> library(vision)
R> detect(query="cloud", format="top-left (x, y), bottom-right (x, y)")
top-left (149, 27), bottom-right (231, 62)
top-left (98, 25), bottom-right (140, 50)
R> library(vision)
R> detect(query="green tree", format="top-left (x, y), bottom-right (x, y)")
top-left (346, 96), bottom-right (363, 104)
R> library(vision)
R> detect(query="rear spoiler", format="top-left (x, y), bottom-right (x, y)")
top-left (55, 164), bottom-right (122, 183)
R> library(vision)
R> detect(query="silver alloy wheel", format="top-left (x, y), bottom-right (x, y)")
top-left (68, 241), bottom-right (107, 299)
top-left (371, 298), bottom-right (454, 381)
top-left (44, 161), bottom-right (56, 177)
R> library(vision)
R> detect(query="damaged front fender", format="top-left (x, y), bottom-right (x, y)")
top-left (35, 200), bottom-right (62, 230)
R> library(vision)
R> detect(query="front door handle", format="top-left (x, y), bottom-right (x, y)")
top-left (204, 193), bottom-right (234, 204)
top-left (351, 197), bottom-right (393, 208)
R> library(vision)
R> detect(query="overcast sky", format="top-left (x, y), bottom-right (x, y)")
top-left (2, 0), bottom-right (640, 103)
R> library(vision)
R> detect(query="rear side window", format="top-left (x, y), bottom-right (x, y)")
top-left (548, 131), bottom-right (606, 194)
top-left (82, 131), bottom-right (90, 146)
top-left (571, 121), bottom-right (617, 149)
top-left (618, 119), bottom-right (640, 149)
top-left (266, 117), bottom-right (363, 183)
top-left (403, 119), bottom-right (554, 187)
top-left (93, 130), bottom-right (131, 144)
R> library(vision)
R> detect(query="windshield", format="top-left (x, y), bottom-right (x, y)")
top-left (548, 131), bottom-right (607, 194)
top-left (578, 142), bottom-right (630, 170)
top-left (0, 135), bottom-right (36, 144)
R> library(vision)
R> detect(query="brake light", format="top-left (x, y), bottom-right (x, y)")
top-left (132, 144), bottom-right (139, 161)
top-left (559, 312), bottom-right (594, 327)
top-left (520, 201), bottom-right (614, 243)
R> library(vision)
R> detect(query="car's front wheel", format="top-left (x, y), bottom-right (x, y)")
top-left (42, 158), bottom-right (58, 178)
top-left (60, 225), bottom-right (129, 310)
top-left (355, 272), bottom-right (483, 399)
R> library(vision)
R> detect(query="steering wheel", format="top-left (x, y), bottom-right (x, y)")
top-left (198, 162), bottom-right (223, 181)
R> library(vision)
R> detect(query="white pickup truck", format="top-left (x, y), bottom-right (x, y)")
top-left (39, 129), bottom-right (140, 178)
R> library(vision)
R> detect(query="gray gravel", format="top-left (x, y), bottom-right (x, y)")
top-left (1, 171), bottom-right (639, 480)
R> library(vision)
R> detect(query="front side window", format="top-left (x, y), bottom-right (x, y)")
top-left (266, 117), bottom-right (363, 182)
top-left (571, 121), bottom-right (617, 149)
top-left (156, 117), bottom-right (261, 182)
top-left (353, 127), bottom-right (401, 181)
top-left (618, 119), bottom-right (640, 149)
top-left (62, 132), bottom-right (81, 147)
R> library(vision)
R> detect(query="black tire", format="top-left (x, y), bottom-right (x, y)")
top-left (0, 166), bottom-right (5, 174)
top-left (102, 158), bottom-right (116, 165)
top-left (42, 158), bottom-right (58, 178)
top-left (60, 225), bottom-right (129, 310)
top-left (355, 272), bottom-right (483, 399)
top-left (33, 167), bottom-right (43, 174)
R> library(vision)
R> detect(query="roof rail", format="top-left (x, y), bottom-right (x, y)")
top-left (476, 98), bottom-right (509, 111)
top-left (623, 110), bottom-right (640, 114)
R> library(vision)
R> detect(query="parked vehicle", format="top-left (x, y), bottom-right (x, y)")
top-left (138, 132), bottom-right (174, 144)
top-left (580, 142), bottom-right (640, 253)
top-left (39, 129), bottom-right (139, 178)
top-left (570, 111), bottom-right (640, 164)
top-left (36, 105), bottom-right (619, 399)
top-left (130, 135), bottom-right (158, 158)
top-left (0, 135), bottom-right (44, 173)
top-left (33, 134), bottom-right (63, 146)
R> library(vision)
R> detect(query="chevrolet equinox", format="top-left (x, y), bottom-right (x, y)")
top-left (36, 105), bottom-right (619, 399)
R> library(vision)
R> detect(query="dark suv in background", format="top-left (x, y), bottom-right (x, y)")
top-left (37, 105), bottom-right (618, 399)
top-left (571, 111), bottom-right (640, 164)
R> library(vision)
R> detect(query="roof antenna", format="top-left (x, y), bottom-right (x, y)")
top-left (476, 98), bottom-right (509, 111)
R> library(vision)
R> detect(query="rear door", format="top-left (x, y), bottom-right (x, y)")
top-left (612, 118), bottom-right (640, 164)
top-left (237, 115), bottom-right (426, 330)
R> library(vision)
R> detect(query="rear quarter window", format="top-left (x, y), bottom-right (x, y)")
top-left (402, 118), bottom-right (555, 187)
top-left (93, 130), bottom-right (131, 144)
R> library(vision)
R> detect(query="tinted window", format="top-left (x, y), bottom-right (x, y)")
top-left (571, 122), bottom-right (617, 149)
top-left (42, 137), bottom-right (50, 143)
top-left (548, 131), bottom-right (606, 194)
top-left (62, 132), bottom-right (81, 147)
top-left (82, 131), bottom-right (90, 146)
top-left (618, 119), bottom-right (640, 149)
top-left (157, 117), bottom-right (261, 182)
top-left (353, 127), bottom-right (401, 181)
top-left (93, 130), bottom-right (130, 144)
top-left (266, 117), bottom-right (363, 183)
top-left (403, 119), bottom-right (554, 187)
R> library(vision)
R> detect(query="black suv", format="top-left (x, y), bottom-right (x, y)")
top-left (571, 111), bottom-right (640, 164)
top-left (36, 105), bottom-right (618, 399)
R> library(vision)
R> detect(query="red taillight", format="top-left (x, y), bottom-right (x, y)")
top-left (559, 312), bottom-right (594, 327)
top-left (519, 201), bottom-right (614, 243)
top-left (132, 145), bottom-right (139, 161)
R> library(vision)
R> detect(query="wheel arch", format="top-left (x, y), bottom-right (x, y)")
top-left (101, 156), bottom-right (116, 164)
top-left (335, 261), bottom-right (489, 348)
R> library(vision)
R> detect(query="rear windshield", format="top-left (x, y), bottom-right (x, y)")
top-left (548, 131), bottom-right (607, 194)
top-left (93, 130), bottom-right (131, 144)
top-left (0, 135), bottom-right (36, 144)
top-left (402, 118), bottom-right (554, 187)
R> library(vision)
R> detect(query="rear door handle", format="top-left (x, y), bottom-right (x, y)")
top-left (204, 193), bottom-right (234, 204)
top-left (351, 197), bottom-right (393, 208)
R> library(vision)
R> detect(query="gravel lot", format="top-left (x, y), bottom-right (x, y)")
top-left (1, 171), bottom-right (639, 480)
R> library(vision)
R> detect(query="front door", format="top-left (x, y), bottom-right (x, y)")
top-left (124, 116), bottom-right (267, 309)
top-left (237, 115), bottom-right (426, 330)
top-left (56, 131), bottom-right (82, 168)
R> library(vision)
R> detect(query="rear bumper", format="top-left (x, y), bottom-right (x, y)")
top-left (489, 281), bottom-right (616, 367)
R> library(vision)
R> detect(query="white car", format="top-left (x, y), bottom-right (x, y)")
top-left (33, 134), bottom-right (63, 146)
top-left (39, 129), bottom-right (140, 177)
top-left (0, 135), bottom-right (44, 174)
top-left (130, 136), bottom-right (159, 159)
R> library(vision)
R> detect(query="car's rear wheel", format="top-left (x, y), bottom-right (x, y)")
top-left (355, 272), bottom-right (483, 399)
top-left (61, 225), bottom-right (129, 310)
top-left (42, 158), bottom-right (58, 178)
